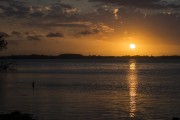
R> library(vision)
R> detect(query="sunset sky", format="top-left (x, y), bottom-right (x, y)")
top-left (0, 0), bottom-right (180, 56)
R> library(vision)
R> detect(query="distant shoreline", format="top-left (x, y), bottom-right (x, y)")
top-left (1, 54), bottom-right (180, 59)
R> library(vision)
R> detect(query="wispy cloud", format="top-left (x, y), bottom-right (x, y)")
top-left (27, 35), bottom-right (42, 41)
top-left (89, 0), bottom-right (180, 10)
top-left (114, 9), bottom-right (119, 20)
top-left (46, 32), bottom-right (64, 37)
top-left (78, 29), bottom-right (99, 35)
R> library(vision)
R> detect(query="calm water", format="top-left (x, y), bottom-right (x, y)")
top-left (0, 59), bottom-right (180, 120)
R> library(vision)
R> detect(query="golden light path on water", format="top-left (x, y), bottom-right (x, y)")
top-left (128, 60), bottom-right (138, 117)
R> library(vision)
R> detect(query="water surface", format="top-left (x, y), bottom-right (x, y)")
top-left (0, 59), bottom-right (180, 120)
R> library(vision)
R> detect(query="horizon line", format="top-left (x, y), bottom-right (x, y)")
top-left (1, 54), bottom-right (180, 57)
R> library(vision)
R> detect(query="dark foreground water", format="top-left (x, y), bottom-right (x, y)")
top-left (0, 59), bottom-right (180, 120)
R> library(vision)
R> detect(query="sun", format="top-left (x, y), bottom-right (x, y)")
top-left (130, 43), bottom-right (136, 49)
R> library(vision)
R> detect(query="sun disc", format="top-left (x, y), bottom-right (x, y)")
top-left (130, 43), bottom-right (136, 49)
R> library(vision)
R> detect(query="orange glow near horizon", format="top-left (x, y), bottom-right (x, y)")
top-left (1, 31), bottom-right (180, 56)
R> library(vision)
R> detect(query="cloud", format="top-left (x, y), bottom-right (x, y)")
top-left (78, 29), bottom-right (99, 35)
top-left (26, 21), bottom-right (93, 29)
top-left (1, 0), bottom-right (179, 45)
top-left (0, 32), bottom-right (10, 37)
top-left (27, 35), bottom-right (42, 41)
top-left (0, 0), bottom-right (30, 18)
top-left (0, 0), bottom-right (80, 19)
top-left (0, 31), bottom-right (23, 46)
top-left (89, 0), bottom-right (180, 9)
top-left (11, 31), bottom-right (22, 37)
top-left (97, 23), bottom-right (115, 33)
top-left (114, 9), bottom-right (119, 20)
top-left (46, 32), bottom-right (64, 37)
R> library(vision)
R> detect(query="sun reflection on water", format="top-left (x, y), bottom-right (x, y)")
top-left (128, 60), bottom-right (138, 117)
top-left (130, 62), bottom-right (136, 70)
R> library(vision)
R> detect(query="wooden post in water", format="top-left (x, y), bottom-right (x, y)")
top-left (32, 82), bottom-right (35, 89)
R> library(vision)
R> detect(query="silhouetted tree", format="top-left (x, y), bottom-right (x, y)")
top-left (0, 33), bottom-right (14, 72)
top-left (0, 34), bottom-right (8, 51)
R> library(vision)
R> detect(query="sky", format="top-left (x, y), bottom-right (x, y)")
top-left (0, 0), bottom-right (180, 56)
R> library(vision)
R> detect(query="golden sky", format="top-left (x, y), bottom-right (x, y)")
top-left (0, 0), bottom-right (180, 56)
